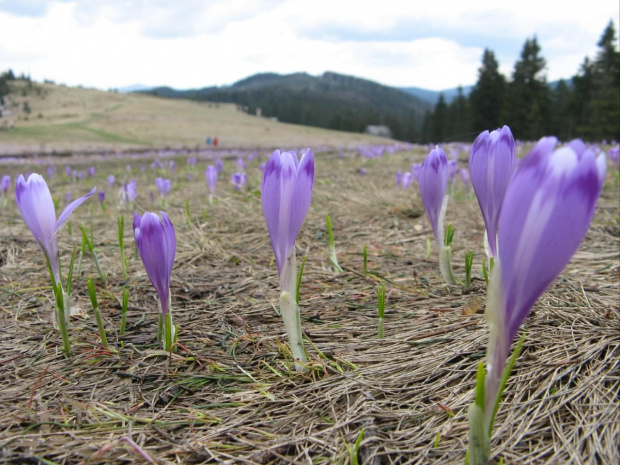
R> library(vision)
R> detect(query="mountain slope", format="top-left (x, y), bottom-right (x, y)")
top-left (143, 72), bottom-right (431, 140)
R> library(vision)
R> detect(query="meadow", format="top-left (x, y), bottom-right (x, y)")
top-left (0, 139), bottom-right (618, 465)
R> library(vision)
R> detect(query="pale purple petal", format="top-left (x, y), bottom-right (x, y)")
top-left (56, 186), bottom-right (97, 231)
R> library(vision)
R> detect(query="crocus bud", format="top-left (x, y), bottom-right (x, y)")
top-left (15, 174), bottom-right (95, 283)
top-left (469, 126), bottom-right (515, 258)
top-left (261, 149), bottom-right (314, 287)
top-left (485, 137), bottom-right (603, 425)
top-left (133, 212), bottom-right (176, 317)
top-left (418, 146), bottom-right (448, 250)
top-left (1, 175), bottom-right (10, 194)
top-left (206, 165), bottom-right (217, 194)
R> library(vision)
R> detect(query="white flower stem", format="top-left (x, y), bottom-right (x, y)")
top-left (280, 250), bottom-right (307, 372)
top-left (439, 245), bottom-right (457, 285)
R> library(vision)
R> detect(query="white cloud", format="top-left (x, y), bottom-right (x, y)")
top-left (0, 0), bottom-right (617, 90)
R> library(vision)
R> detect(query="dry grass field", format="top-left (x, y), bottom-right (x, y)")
top-left (0, 81), bottom-right (390, 155)
top-left (0, 139), bottom-right (618, 464)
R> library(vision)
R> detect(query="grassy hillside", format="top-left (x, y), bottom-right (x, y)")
top-left (0, 80), bottom-right (392, 155)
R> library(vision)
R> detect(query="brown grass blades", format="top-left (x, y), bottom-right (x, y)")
top-left (0, 146), bottom-right (618, 464)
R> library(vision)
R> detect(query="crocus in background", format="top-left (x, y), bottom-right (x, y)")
top-left (187, 156), bottom-right (197, 167)
top-left (231, 172), bottom-right (247, 191)
top-left (98, 191), bottom-right (105, 203)
top-left (15, 174), bottom-right (96, 355)
top-left (1, 175), bottom-right (10, 194)
top-left (107, 175), bottom-right (116, 186)
top-left (121, 179), bottom-right (137, 204)
top-left (155, 177), bottom-right (172, 197)
top-left (133, 212), bottom-right (177, 351)
top-left (258, 162), bottom-right (267, 172)
top-left (469, 126), bottom-right (515, 258)
top-left (418, 146), bottom-right (457, 284)
top-left (47, 165), bottom-right (56, 179)
top-left (236, 157), bottom-right (246, 171)
top-left (88, 166), bottom-right (96, 177)
top-left (608, 145), bottom-right (619, 165)
top-left (215, 158), bottom-right (223, 173)
top-left (468, 138), bottom-right (605, 464)
top-left (262, 149), bottom-right (314, 371)
top-left (460, 168), bottom-right (471, 192)
top-left (205, 165), bottom-right (217, 204)
top-left (65, 192), bottom-right (72, 204)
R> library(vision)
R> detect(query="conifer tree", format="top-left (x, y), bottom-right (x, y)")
top-left (470, 49), bottom-right (505, 132)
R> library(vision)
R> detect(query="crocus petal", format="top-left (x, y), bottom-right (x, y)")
top-left (498, 138), bottom-right (600, 343)
top-left (56, 186), bottom-right (97, 231)
top-left (469, 126), bottom-right (515, 257)
top-left (596, 152), bottom-right (607, 191)
top-left (418, 147), bottom-right (448, 248)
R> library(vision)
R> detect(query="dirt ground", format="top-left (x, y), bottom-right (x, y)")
top-left (0, 146), bottom-right (618, 464)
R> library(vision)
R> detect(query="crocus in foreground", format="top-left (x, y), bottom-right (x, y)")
top-left (469, 126), bottom-right (515, 258)
top-left (418, 146), bottom-right (456, 284)
top-left (16, 173), bottom-right (96, 284)
top-left (262, 149), bottom-right (314, 371)
top-left (15, 173), bottom-right (96, 355)
top-left (133, 211), bottom-right (177, 351)
top-left (206, 165), bottom-right (217, 204)
top-left (468, 137), bottom-right (605, 464)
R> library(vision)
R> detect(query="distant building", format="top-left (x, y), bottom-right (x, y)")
top-left (365, 125), bottom-right (391, 138)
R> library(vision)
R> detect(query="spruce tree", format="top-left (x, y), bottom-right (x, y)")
top-left (432, 93), bottom-right (448, 142)
top-left (470, 49), bottom-right (505, 132)
top-left (503, 37), bottom-right (551, 140)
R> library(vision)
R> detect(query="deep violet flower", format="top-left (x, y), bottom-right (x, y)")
top-left (231, 172), bottom-right (247, 191)
top-left (469, 126), bottom-right (515, 258)
top-left (155, 177), bottom-right (172, 197)
top-left (1, 175), bottom-right (10, 194)
top-left (206, 165), bottom-right (217, 203)
top-left (15, 173), bottom-right (96, 283)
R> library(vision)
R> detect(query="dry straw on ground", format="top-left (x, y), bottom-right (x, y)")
top-left (0, 148), bottom-right (618, 464)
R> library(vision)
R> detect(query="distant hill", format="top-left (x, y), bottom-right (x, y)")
top-left (398, 85), bottom-right (474, 104)
top-left (117, 84), bottom-right (154, 93)
top-left (142, 72), bottom-right (432, 140)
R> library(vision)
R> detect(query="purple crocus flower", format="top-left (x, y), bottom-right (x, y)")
top-left (258, 162), bottom-right (267, 171)
top-left (236, 157), bottom-right (246, 171)
top-left (47, 165), bottom-right (55, 179)
top-left (418, 147), bottom-right (448, 250)
top-left (262, 149), bottom-right (314, 282)
top-left (1, 175), bottom-right (10, 194)
top-left (65, 192), bottom-right (72, 203)
top-left (155, 177), bottom-right (172, 197)
top-left (98, 191), bottom-right (105, 202)
top-left (87, 167), bottom-right (96, 177)
top-left (215, 158), bottom-right (223, 173)
top-left (122, 179), bottom-right (137, 203)
top-left (359, 168), bottom-right (366, 177)
top-left (469, 126), bottom-right (515, 257)
top-left (396, 171), bottom-right (403, 186)
top-left (400, 172), bottom-right (413, 190)
top-left (460, 168), bottom-right (471, 191)
top-left (107, 175), bottom-right (116, 186)
top-left (15, 173), bottom-right (96, 283)
top-left (261, 149), bottom-right (314, 371)
top-left (133, 211), bottom-right (177, 350)
top-left (231, 172), bottom-right (247, 191)
top-left (484, 137), bottom-right (604, 429)
top-left (133, 212), bottom-right (176, 316)
top-left (206, 165), bottom-right (217, 197)
top-left (187, 156), bottom-right (197, 166)
top-left (608, 145), bottom-right (619, 165)
top-left (65, 166), bottom-right (72, 176)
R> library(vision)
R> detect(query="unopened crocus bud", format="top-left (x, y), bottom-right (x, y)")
top-left (107, 175), bottom-right (115, 186)
top-left (469, 126), bottom-right (515, 258)
top-left (419, 147), bottom-right (448, 250)
top-left (261, 149), bottom-right (314, 371)
top-left (483, 137), bottom-right (604, 436)
top-left (206, 165), bottom-right (217, 197)
top-left (155, 177), bottom-right (172, 197)
top-left (1, 175), bottom-right (10, 194)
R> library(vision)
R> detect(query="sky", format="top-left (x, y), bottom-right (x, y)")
top-left (0, 0), bottom-right (618, 91)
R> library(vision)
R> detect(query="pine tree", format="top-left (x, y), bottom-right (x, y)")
top-left (447, 86), bottom-right (471, 140)
top-left (503, 37), bottom-right (551, 140)
top-left (470, 49), bottom-right (506, 132)
top-left (549, 79), bottom-right (572, 141)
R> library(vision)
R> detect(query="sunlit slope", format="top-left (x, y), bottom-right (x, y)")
top-left (0, 81), bottom-right (392, 154)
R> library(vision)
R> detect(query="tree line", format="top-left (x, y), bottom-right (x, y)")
top-left (420, 21), bottom-right (620, 143)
